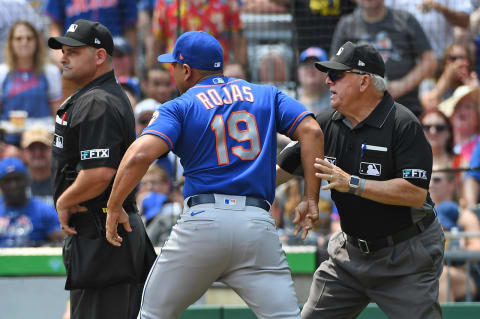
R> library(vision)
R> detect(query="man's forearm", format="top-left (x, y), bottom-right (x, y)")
top-left (358, 178), bottom-right (427, 208)
top-left (57, 167), bottom-right (116, 208)
top-left (463, 177), bottom-right (480, 209)
top-left (436, 3), bottom-right (469, 28)
top-left (108, 135), bottom-right (169, 208)
top-left (296, 118), bottom-right (324, 202)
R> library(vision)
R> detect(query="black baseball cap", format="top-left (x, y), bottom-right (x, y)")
top-left (315, 41), bottom-right (385, 77)
top-left (48, 19), bottom-right (114, 56)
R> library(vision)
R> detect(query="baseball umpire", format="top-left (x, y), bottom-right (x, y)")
top-left (48, 19), bottom-right (156, 319)
top-left (278, 41), bottom-right (445, 319)
top-left (105, 31), bottom-right (324, 319)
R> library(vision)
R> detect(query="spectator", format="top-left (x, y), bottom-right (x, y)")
top-left (297, 46), bottom-right (330, 114)
top-left (21, 126), bottom-right (54, 206)
top-left (420, 109), bottom-right (455, 168)
top-left (45, 0), bottom-right (138, 66)
top-left (330, 0), bottom-right (437, 117)
top-left (134, 102), bottom-right (156, 136)
top-left (429, 169), bottom-right (480, 302)
top-left (138, 165), bottom-right (181, 246)
top-left (0, 0), bottom-right (43, 63)
top-left (151, 0), bottom-right (247, 68)
top-left (112, 36), bottom-right (135, 77)
top-left (137, 0), bottom-right (156, 70)
top-left (137, 64), bottom-right (174, 110)
top-left (117, 76), bottom-right (141, 108)
top-left (271, 0), bottom-right (356, 54)
top-left (0, 156), bottom-right (63, 247)
top-left (462, 132), bottom-right (480, 209)
top-left (385, 0), bottom-right (472, 60)
top-left (224, 61), bottom-right (248, 80)
top-left (439, 85), bottom-right (480, 172)
top-left (421, 41), bottom-right (478, 110)
top-left (0, 21), bottom-right (62, 122)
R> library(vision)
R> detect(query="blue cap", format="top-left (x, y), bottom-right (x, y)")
top-left (117, 76), bottom-right (141, 99)
top-left (0, 157), bottom-right (27, 179)
top-left (299, 47), bottom-right (328, 63)
top-left (435, 201), bottom-right (459, 230)
top-left (157, 31), bottom-right (224, 71)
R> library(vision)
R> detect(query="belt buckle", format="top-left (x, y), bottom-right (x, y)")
top-left (358, 239), bottom-right (370, 254)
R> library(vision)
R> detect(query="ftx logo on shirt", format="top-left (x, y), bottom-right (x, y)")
top-left (81, 149), bottom-right (109, 160)
top-left (402, 169), bottom-right (427, 180)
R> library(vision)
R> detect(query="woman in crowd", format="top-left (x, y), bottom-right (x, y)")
top-left (420, 109), bottom-right (455, 168)
top-left (421, 41), bottom-right (477, 110)
top-left (0, 21), bottom-right (62, 121)
top-left (439, 85), bottom-right (480, 174)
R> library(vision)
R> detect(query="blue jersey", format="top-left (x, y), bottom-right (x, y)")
top-left (143, 76), bottom-right (312, 203)
top-left (45, 0), bottom-right (137, 36)
top-left (0, 198), bottom-right (60, 247)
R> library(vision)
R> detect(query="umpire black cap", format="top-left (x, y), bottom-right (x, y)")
top-left (315, 41), bottom-right (385, 78)
top-left (48, 19), bottom-right (114, 56)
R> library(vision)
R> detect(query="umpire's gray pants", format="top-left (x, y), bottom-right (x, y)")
top-left (138, 199), bottom-right (301, 319)
top-left (302, 218), bottom-right (445, 319)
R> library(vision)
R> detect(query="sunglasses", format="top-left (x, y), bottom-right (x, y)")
top-left (422, 124), bottom-right (448, 133)
top-left (447, 55), bottom-right (467, 62)
top-left (327, 70), bottom-right (369, 82)
top-left (431, 177), bottom-right (445, 184)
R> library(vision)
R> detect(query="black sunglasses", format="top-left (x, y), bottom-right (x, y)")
top-left (327, 70), bottom-right (369, 82)
top-left (447, 55), bottom-right (467, 62)
top-left (431, 177), bottom-right (445, 184)
top-left (422, 124), bottom-right (448, 133)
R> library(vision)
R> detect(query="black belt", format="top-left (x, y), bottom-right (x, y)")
top-left (187, 194), bottom-right (271, 212)
top-left (346, 212), bottom-right (436, 254)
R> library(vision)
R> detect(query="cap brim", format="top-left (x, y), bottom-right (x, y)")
top-left (157, 53), bottom-right (177, 63)
top-left (48, 36), bottom-right (87, 49)
top-left (314, 61), bottom-right (351, 73)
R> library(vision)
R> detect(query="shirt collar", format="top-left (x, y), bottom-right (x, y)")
top-left (332, 92), bottom-right (395, 129)
top-left (72, 70), bottom-right (116, 99)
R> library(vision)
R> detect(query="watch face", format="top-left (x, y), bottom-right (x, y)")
top-left (350, 176), bottom-right (360, 186)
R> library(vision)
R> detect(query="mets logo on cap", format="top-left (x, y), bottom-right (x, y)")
top-left (67, 24), bottom-right (78, 33)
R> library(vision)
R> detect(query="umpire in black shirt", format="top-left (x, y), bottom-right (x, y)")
top-left (278, 42), bottom-right (445, 319)
top-left (48, 20), bottom-right (155, 319)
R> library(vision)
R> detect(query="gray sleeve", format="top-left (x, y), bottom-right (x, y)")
top-left (329, 16), bottom-right (350, 58)
top-left (404, 12), bottom-right (432, 56)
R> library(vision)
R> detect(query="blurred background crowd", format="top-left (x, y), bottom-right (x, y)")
top-left (1, 0), bottom-right (480, 303)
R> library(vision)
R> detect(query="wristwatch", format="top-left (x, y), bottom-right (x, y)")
top-left (348, 175), bottom-right (361, 194)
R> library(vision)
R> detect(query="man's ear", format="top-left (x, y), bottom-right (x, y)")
top-left (96, 48), bottom-right (108, 66)
top-left (182, 63), bottom-right (193, 81)
top-left (359, 74), bottom-right (370, 92)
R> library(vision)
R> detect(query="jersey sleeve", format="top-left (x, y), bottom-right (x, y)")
top-left (141, 100), bottom-right (184, 151)
top-left (73, 95), bottom-right (126, 170)
top-left (393, 113), bottom-right (432, 189)
top-left (275, 88), bottom-right (313, 137)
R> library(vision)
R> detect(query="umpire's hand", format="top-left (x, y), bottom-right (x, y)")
top-left (105, 205), bottom-right (132, 246)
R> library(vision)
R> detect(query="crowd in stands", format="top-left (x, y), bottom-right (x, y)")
top-left (2, 0), bottom-right (480, 303)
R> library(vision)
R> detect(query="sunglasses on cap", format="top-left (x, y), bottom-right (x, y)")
top-left (327, 70), bottom-right (369, 83)
top-left (422, 124), bottom-right (448, 133)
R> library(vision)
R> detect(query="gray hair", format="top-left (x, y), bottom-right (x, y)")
top-left (370, 74), bottom-right (387, 92)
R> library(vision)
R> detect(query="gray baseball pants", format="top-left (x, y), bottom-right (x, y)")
top-left (302, 218), bottom-right (445, 319)
top-left (138, 195), bottom-right (301, 319)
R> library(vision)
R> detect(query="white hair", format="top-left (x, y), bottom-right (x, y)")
top-left (370, 74), bottom-right (387, 92)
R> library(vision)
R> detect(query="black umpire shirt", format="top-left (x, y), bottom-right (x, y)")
top-left (51, 70), bottom-right (137, 211)
top-left (278, 92), bottom-right (434, 240)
